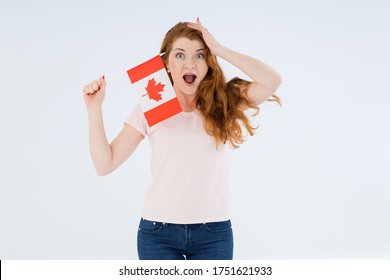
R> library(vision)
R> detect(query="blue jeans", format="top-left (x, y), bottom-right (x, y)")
top-left (137, 218), bottom-right (234, 260)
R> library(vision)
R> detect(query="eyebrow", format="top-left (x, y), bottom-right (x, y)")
top-left (173, 48), bottom-right (205, 52)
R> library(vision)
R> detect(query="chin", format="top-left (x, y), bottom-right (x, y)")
top-left (183, 89), bottom-right (197, 96)
top-left (174, 84), bottom-right (198, 96)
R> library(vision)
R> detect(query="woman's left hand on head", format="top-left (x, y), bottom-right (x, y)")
top-left (186, 17), bottom-right (222, 56)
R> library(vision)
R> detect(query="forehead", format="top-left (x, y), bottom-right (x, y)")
top-left (171, 37), bottom-right (204, 51)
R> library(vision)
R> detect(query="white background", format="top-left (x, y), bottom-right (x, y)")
top-left (0, 0), bottom-right (389, 259)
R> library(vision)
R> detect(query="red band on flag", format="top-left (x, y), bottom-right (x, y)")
top-left (127, 55), bottom-right (165, 84)
top-left (144, 98), bottom-right (182, 126)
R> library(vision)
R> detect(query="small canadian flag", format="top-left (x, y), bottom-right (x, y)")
top-left (127, 55), bottom-right (182, 126)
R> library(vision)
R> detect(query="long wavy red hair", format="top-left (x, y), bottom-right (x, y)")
top-left (160, 22), bottom-right (280, 148)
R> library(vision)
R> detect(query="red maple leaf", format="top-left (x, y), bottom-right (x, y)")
top-left (142, 78), bottom-right (165, 102)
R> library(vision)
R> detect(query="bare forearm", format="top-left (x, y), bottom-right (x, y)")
top-left (215, 46), bottom-right (282, 90)
top-left (186, 18), bottom-right (281, 105)
top-left (87, 106), bottom-right (112, 175)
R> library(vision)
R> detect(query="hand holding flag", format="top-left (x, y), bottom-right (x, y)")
top-left (82, 76), bottom-right (106, 107)
top-left (82, 54), bottom-right (182, 126)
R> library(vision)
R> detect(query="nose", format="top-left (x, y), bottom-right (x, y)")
top-left (184, 57), bottom-right (195, 69)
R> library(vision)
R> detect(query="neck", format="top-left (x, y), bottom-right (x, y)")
top-left (175, 89), bottom-right (197, 112)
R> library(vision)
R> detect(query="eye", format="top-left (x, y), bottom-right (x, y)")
top-left (195, 53), bottom-right (205, 59)
top-left (175, 53), bottom-right (184, 59)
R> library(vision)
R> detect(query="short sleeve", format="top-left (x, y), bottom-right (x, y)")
top-left (124, 103), bottom-right (147, 136)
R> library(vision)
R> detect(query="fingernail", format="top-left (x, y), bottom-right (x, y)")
top-left (102, 75), bottom-right (105, 80)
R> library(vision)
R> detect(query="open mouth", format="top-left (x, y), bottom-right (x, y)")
top-left (183, 74), bottom-right (197, 86)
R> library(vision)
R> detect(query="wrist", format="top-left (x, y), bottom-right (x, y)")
top-left (211, 45), bottom-right (228, 58)
top-left (86, 104), bottom-right (103, 114)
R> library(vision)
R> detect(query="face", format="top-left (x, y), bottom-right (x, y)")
top-left (167, 37), bottom-right (209, 97)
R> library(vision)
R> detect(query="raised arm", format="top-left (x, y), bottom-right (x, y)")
top-left (187, 18), bottom-right (282, 105)
top-left (83, 77), bottom-right (144, 176)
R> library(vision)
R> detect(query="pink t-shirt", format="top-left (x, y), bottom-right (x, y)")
top-left (125, 103), bottom-right (230, 224)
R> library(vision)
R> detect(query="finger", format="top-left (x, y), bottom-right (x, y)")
top-left (98, 75), bottom-right (105, 89)
top-left (84, 84), bottom-right (94, 95)
top-left (196, 17), bottom-right (205, 28)
top-left (83, 85), bottom-right (89, 94)
top-left (88, 84), bottom-right (96, 94)
top-left (186, 22), bottom-right (199, 30)
top-left (92, 80), bottom-right (100, 91)
top-left (193, 17), bottom-right (208, 33)
top-left (84, 89), bottom-right (93, 95)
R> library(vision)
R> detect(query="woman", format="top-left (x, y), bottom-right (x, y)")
top-left (83, 18), bottom-right (282, 260)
